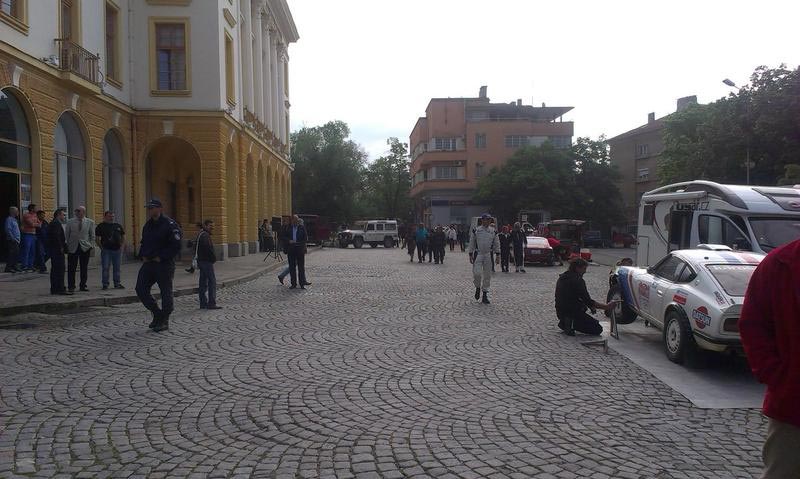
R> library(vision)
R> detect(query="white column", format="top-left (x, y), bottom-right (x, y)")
top-left (262, 26), bottom-right (273, 133)
top-left (277, 54), bottom-right (286, 144)
top-left (270, 35), bottom-right (280, 141)
top-left (252, 7), bottom-right (264, 121)
top-left (241, 0), bottom-right (254, 113)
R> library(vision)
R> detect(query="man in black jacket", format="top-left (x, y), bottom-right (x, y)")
top-left (47, 209), bottom-right (69, 295)
top-left (197, 219), bottom-right (221, 309)
top-left (510, 222), bottom-right (527, 273)
top-left (555, 258), bottom-right (615, 336)
top-left (281, 214), bottom-right (308, 289)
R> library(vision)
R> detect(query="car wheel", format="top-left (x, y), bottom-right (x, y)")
top-left (338, 240), bottom-right (348, 248)
top-left (370, 242), bottom-right (378, 248)
top-left (384, 237), bottom-right (393, 248)
top-left (606, 284), bottom-right (637, 324)
top-left (353, 237), bottom-right (364, 249)
top-left (663, 309), bottom-right (703, 366)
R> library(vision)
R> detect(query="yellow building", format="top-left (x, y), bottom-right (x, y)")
top-left (0, 0), bottom-right (298, 260)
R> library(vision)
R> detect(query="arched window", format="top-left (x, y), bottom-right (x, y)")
top-left (0, 88), bottom-right (33, 208)
top-left (102, 130), bottom-right (124, 223)
top-left (54, 112), bottom-right (87, 214)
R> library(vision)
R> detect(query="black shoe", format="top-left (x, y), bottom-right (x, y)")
top-left (278, 275), bottom-right (285, 285)
top-left (520, 268), bottom-right (526, 273)
top-left (199, 305), bottom-right (207, 309)
top-left (80, 287), bottom-right (89, 292)
top-left (474, 287), bottom-right (481, 300)
top-left (301, 282), bottom-right (312, 286)
top-left (68, 288), bottom-right (75, 293)
top-left (300, 285), bottom-right (305, 290)
top-left (564, 329), bottom-right (575, 336)
top-left (152, 321), bottom-right (169, 332)
top-left (289, 285), bottom-right (297, 289)
top-left (38, 269), bottom-right (47, 274)
top-left (482, 292), bottom-right (490, 304)
top-left (114, 284), bottom-right (125, 289)
top-left (102, 285), bottom-right (108, 290)
top-left (207, 305), bottom-right (222, 310)
top-left (148, 313), bottom-right (159, 329)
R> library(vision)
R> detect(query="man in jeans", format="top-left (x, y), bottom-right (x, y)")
top-left (64, 206), bottom-right (95, 292)
top-left (740, 237), bottom-right (800, 478)
top-left (4, 206), bottom-right (20, 273)
top-left (196, 220), bottom-right (222, 309)
top-left (20, 204), bottom-right (39, 272)
top-left (95, 211), bottom-right (125, 290)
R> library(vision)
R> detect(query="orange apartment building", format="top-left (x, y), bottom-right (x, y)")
top-left (409, 86), bottom-right (573, 226)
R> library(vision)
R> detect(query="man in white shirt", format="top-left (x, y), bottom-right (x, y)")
top-left (64, 206), bottom-right (96, 292)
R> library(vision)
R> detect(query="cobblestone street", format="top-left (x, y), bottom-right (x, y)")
top-left (0, 248), bottom-right (766, 478)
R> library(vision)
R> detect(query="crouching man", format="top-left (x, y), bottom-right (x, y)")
top-left (555, 258), bottom-right (615, 336)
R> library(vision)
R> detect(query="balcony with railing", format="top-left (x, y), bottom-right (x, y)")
top-left (55, 39), bottom-right (100, 85)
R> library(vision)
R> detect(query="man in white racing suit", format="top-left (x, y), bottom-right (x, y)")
top-left (468, 214), bottom-right (500, 304)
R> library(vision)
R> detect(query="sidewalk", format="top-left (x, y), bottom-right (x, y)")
top-left (0, 251), bottom-right (291, 318)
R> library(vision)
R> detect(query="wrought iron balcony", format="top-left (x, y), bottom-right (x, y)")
top-left (55, 39), bottom-right (100, 85)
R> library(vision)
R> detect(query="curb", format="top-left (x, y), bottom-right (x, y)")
top-left (0, 258), bottom-right (288, 319)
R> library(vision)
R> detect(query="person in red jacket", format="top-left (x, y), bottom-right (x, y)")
top-left (739, 238), bottom-right (800, 478)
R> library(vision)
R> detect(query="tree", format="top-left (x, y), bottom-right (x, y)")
top-left (659, 64), bottom-right (800, 186)
top-left (361, 138), bottom-right (412, 221)
top-left (572, 137), bottom-right (625, 234)
top-left (290, 121), bottom-right (367, 222)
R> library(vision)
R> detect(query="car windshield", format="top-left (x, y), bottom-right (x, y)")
top-left (748, 217), bottom-right (800, 252)
top-left (526, 237), bottom-right (549, 248)
top-left (704, 264), bottom-right (757, 296)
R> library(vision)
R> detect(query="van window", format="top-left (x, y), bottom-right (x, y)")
top-left (376, 223), bottom-right (384, 231)
top-left (698, 215), bottom-right (752, 251)
top-left (385, 223), bottom-right (396, 231)
top-left (367, 223), bottom-right (375, 231)
top-left (668, 211), bottom-right (692, 250)
top-left (642, 204), bottom-right (655, 226)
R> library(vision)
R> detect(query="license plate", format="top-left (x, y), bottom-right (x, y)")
top-left (528, 249), bottom-right (540, 254)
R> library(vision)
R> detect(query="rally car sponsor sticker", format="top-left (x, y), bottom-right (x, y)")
top-left (714, 291), bottom-right (726, 306)
top-left (692, 306), bottom-right (712, 329)
top-left (673, 289), bottom-right (688, 305)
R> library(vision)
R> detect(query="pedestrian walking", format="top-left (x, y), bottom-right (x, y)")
top-left (414, 223), bottom-right (428, 263)
top-left (468, 214), bottom-right (500, 304)
top-left (258, 218), bottom-right (268, 252)
top-left (740, 237), bottom-right (800, 479)
top-left (4, 206), bottom-right (20, 273)
top-left (278, 218), bottom-right (311, 286)
top-left (20, 204), bottom-right (39, 272)
top-left (95, 211), bottom-right (125, 290)
top-left (405, 225), bottom-right (416, 262)
top-left (448, 225), bottom-right (457, 251)
top-left (281, 214), bottom-right (309, 289)
top-left (498, 226), bottom-right (511, 273)
top-left (136, 199), bottom-right (182, 332)
top-left (399, 223), bottom-right (407, 249)
top-left (195, 219), bottom-right (222, 309)
top-left (64, 206), bottom-right (95, 292)
top-left (34, 209), bottom-right (49, 273)
top-left (457, 225), bottom-right (467, 252)
top-left (431, 226), bottom-right (446, 264)
top-left (510, 222), bottom-right (527, 273)
top-left (554, 258), bottom-right (615, 336)
top-left (47, 209), bottom-right (70, 295)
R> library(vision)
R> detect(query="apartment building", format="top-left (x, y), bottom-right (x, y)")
top-left (409, 86), bottom-right (573, 227)
top-left (0, 0), bottom-right (298, 261)
top-left (608, 95), bottom-right (697, 230)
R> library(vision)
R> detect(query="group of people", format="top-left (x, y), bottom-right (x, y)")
top-left (4, 205), bottom-right (126, 295)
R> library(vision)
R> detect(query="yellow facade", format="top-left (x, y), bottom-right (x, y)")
top-left (0, 47), bottom-right (292, 258)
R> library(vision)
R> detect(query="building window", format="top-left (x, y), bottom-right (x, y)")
top-left (105, 2), bottom-right (120, 85)
top-left (505, 135), bottom-right (528, 148)
top-left (434, 137), bottom-right (457, 151)
top-left (150, 19), bottom-right (191, 94)
top-left (435, 166), bottom-right (459, 180)
top-left (0, 0), bottom-right (27, 32)
top-left (636, 144), bottom-right (649, 158)
top-left (637, 167), bottom-right (650, 181)
top-left (224, 31), bottom-right (235, 105)
top-left (60, 0), bottom-right (80, 42)
top-left (549, 136), bottom-right (572, 149)
top-left (475, 162), bottom-right (484, 178)
top-left (475, 133), bottom-right (486, 149)
top-left (102, 130), bottom-right (124, 224)
top-left (54, 112), bottom-right (87, 215)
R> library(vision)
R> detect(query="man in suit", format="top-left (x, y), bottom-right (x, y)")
top-left (282, 214), bottom-right (308, 289)
top-left (47, 209), bottom-right (69, 295)
top-left (64, 206), bottom-right (96, 292)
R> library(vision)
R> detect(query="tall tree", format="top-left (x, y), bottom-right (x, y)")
top-left (290, 121), bottom-right (367, 222)
top-left (361, 138), bottom-right (412, 221)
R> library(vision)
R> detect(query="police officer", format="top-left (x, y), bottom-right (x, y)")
top-left (468, 214), bottom-right (500, 304)
top-left (555, 258), bottom-right (616, 336)
top-left (136, 199), bottom-right (182, 332)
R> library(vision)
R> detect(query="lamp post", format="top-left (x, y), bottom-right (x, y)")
top-left (723, 78), bottom-right (751, 185)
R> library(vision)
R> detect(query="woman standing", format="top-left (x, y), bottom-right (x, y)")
top-left (406, 225), bottom-right (417, 262)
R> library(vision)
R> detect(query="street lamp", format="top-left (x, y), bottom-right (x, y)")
top-left (722, 78), bottom-right (751, 185)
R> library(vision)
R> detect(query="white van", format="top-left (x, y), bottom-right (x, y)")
top-left (636, 181), bottom-right (800, 266)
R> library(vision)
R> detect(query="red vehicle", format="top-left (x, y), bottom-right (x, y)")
top-left (523, 236), bottom-right (556, 266)
top-left (297, 214), bottom-right (331, 245)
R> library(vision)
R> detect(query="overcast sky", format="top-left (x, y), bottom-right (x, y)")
top-left (287, 0), bottom-right (798, 160)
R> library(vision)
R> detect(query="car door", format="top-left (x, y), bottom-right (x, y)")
top-left (365, 222), bottom-right (376, 241)
top-left (648, 255), bottom-right (692, 327)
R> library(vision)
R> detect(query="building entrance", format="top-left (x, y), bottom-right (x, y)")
top-left (0, 171), bottom-right (20, 263)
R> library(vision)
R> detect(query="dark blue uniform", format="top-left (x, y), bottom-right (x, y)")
top-left (135, 214), bottom-right (182, 321)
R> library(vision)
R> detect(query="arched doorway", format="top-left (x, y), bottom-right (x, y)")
top-left (224, 144), bottom-right (240, 247)
top-left (102, 130), bottom-right (124, 223)
top-left (54, 111), bottom-right (88, 214)
top-left (145, 137), bottom-right (201, 238)
top-left (257, 162), bottom-right (265, 227)
top-left (246, 155), bottom-right (256, 245)
top-left (0, 88), bottom-right (33, 263)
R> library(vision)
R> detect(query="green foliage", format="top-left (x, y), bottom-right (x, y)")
top-left (290, 121), bottom-right (367, 223)
top-left (660, 64), bottom-right (800, 185)
top-left (361, 138), bottom-right (413, 221)
top-left (777, 164), bottom-right (800, 186)
top-left (474, 137), bottom-right (625, 234)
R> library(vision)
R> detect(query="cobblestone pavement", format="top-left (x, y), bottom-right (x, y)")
top-left (0, 248), bottom-right (766, 478)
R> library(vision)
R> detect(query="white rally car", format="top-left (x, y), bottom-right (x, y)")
top-left (606, 246), bottom-right (764, 365)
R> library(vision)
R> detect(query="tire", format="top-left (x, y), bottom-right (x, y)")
top-left (384, 237), bottom-right (393, 248)
top-left (663, 309), bottom-right (703, 366)
top-left (338, 240), bottom-right (348, 248)
top-left (353, 237), bottom-right (364, 249)
top-left (606, 284), bottom-right (637, 324)
top-left (370, 242), bottom-right (378, 248)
